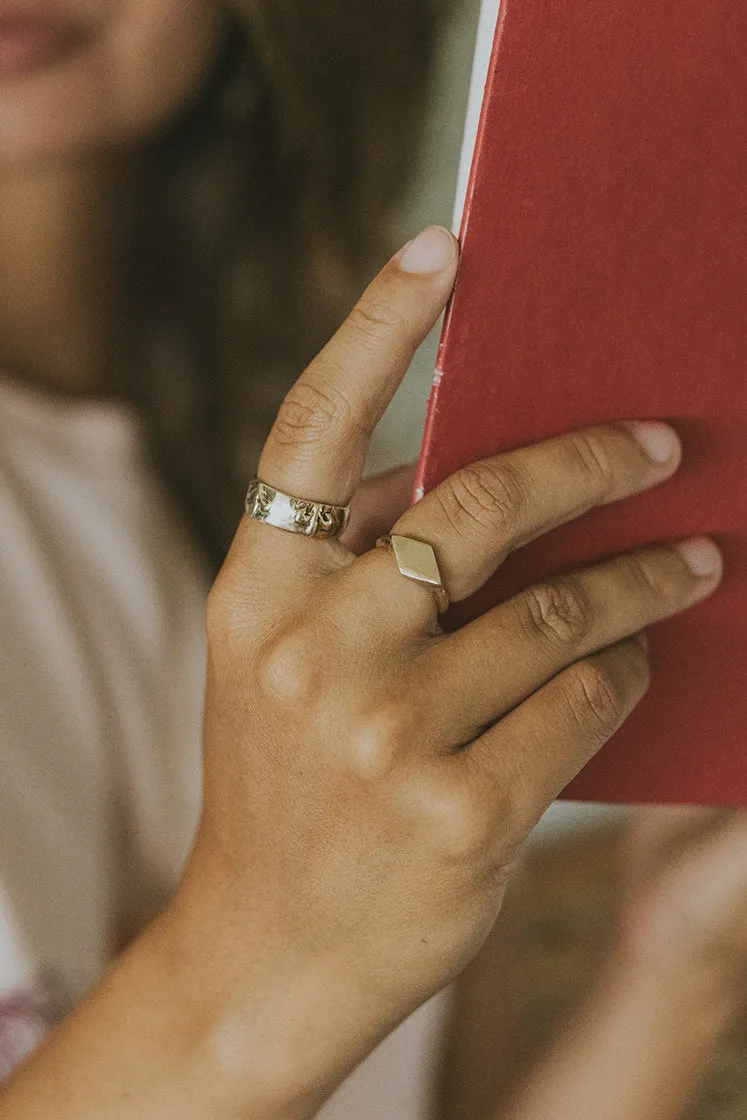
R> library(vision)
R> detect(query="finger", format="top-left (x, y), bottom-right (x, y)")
top-left (370, 420), bottom-right (683, 620)
top-left (257, 226), bottom-right (458, 515)
top-left (466, 636), bottom-right (650, 838)
top-left (338, 463), bottom-right (418, 556)
top-left (415, 538), bottom-right (722, 748)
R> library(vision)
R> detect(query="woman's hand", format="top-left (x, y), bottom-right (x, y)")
top-left (0, 227), bottom-right (725, 1120)
top-left (621, 806), bottom-right (747, 1011)
top-left (496, 809), bottom-right (747, 1120)
top-left (164, 226), bottom-right (724, 1116)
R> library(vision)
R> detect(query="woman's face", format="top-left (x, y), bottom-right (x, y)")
top-left (0, 1), bottom-right (227, 167)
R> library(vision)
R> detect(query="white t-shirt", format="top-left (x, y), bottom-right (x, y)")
top-left (0, 371), bottom-right (451, 1115)
top-left (0, 372), bottom-right (208, 1080)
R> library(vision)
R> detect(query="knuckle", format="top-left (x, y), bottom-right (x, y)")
top-left (256, 629), bottom-right (319, 708)
top-left (565, 658), bottom-right (629, 739)
top-left (408, 774), bottom-right (490, 865)
top-left (271, 379), bottom-right (354, 450)
top-left (520, 578), bottom-right (592, 650)
top-left (570, 429), bottom-right (615, 494)
top-left (438, 789), bottom-right (492, 864)
top-left (346, 705), bottom-right (408, 782)
top-left (472, 777), bottom-right (524, 865)
top-left (347, 298), bottom-right (406, 345)
top-left (619, 551), bottom-right (671, 604)
top-left (485, 778), bottom-right (540, 865)
top-left (438, 461), bottom-right (527, 537)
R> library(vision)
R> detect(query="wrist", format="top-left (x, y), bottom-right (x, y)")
top-left (157, 878), bottom-right (394, 1120)
top-left (148, 903), bottom-right (317, 1120)
top-left (0, 900), bottom-right (326, 1120)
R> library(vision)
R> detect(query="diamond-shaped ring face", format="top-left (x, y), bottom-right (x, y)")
top-left (389, 534), bottom-right (443, 587)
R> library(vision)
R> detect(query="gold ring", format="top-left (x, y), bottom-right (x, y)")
top-left (245, 476), bottom-right (351, 539)
top-left (375, 534), bottom-right (450, 613)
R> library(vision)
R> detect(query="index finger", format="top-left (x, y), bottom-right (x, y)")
top-left (256, 226), bottom-right (459, 513)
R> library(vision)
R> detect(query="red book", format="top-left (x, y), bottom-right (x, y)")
top-left (414, 0), bottom-right (747, 806)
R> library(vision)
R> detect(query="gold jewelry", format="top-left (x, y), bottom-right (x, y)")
top-left (245, 475), bottom-right (351, 539)
top-left (375, 534), bottom-right (450, 613)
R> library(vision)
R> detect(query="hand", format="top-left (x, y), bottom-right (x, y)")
top-left (621, 806), bottom-right (747, 1008)
top-left (488, 811), bottom-right (747, 1120)
top-left (170, 226), bottom-right (723, 1116)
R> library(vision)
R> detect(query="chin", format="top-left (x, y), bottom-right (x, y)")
top-left (0, 7), bottom-right (225, 171)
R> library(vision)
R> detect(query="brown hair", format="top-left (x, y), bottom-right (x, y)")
top-left (119, 2), bottom-right (444, 574)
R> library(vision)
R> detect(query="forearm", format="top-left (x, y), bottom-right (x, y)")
top-left (498, 943), bottom-right (737, 1120)
top-left (0, 904), bottom-right (321, 1120)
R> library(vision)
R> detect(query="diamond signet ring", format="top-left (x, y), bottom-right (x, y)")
top-left (375, 534), bottom-right (450, 614)
top-left (245, 475), bottom-right (351, 539)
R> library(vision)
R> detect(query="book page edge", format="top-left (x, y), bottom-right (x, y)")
top-left (451, 0), bottom-right (505, 232)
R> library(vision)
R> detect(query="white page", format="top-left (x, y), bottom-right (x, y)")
top-left (452, 0), bottom-right (504, 230)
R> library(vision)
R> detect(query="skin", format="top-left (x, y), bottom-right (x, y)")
top-left (0, 0), bottom-right (225, 395)
top-left (443, 807), bottom-right (747, 1120)
top-left (0, 4), bottom-right (741, 1117)
top-left (0, 2), bottom-right (226, 164)
top-left (0, 226), bottom-right (727, 1116)
top-left (496, 810), bottom-right (747, 1120)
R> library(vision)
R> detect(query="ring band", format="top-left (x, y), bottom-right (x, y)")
top-left (245, 475), bottom-right (351, 539)
top-left (376, 534), bottom-right (450, 613)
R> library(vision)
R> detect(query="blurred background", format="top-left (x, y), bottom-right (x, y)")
top-left (2, 2), bottom-right (747, 1116)
top-left (365, 0), bottom-right (480, 481)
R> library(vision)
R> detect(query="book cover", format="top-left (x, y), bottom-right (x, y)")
top-left (414, 0), bottom-right (747, 805)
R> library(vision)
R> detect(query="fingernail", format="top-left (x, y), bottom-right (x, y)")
top-left (626, 421), bottom-right (681, 464)
top-left (399, 227), bottom-right (455, 274)
top-left (677, 537), bottom-right (723, 579)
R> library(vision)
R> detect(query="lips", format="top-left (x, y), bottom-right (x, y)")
top-left (0, 13), bottom-right (94, 78)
